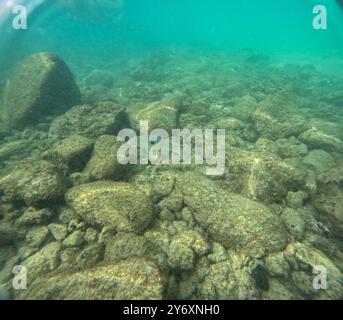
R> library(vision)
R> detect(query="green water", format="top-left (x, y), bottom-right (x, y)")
top-left (0, 0), bottom-right (343, 301)
top-left (1, 0), bottom-right (343, 72)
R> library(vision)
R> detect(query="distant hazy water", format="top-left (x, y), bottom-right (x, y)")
top-left (0, 0), bottom-right (342, 75)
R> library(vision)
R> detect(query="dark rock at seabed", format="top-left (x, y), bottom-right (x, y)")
top-left (0, 224), bottom-right (19, 245)
top-left (0, 53), bottom-right (81, 129)
top-left (251, 265), bottom-right (269, 291)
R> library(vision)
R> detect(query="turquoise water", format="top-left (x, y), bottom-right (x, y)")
top-left (1, 0), bottom-right (343, 300)
top-left (1, 1), bottom-right (343, 72)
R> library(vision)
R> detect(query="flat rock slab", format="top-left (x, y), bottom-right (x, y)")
top-left (65, 181), bottom-right (154, 232)
top-left (0, 52), bottom-right (80, 128)
top-left (176, 172), bottom-right (288, 256)
top-left (17, 258), bottom-right (163, 300)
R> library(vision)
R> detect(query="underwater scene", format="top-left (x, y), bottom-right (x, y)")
top-left (0, 0), bottom-right (343, 300)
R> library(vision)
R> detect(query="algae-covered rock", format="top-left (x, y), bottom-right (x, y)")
top-left (149, 171), bottom-right (176, 204)
top-left (0, 160), bottom-right (68, 206)
top-left (312, 183), bottom-right (343, 238)
top-left (130, 100), bottom-right (179, 133)
top-left (196, 260), bottom-right (236, 299)
top-left (0, 53), bottom-right (80, 128)
top-left (254, 92), bottom-right (307, 140)
top-left (44, 135), bottom-right (93, 171)
top-left (25, 226), bottom-right (49, 248)
top-left (225, 148), bottom-right (305, 203)
top-left (299, 129), bottom-right (343, 153)
top-left (49, 101), bottom-right (130, 139)
top-left (48, 223), bottom-right (67, 241)
top-left (104, 232), bottom-right (148, 262)
top-left (308, 119), bottom-right (343, 140)
top-left (284, 242), bottom-right (343, 299)
top-left (17, 258), bottom-right (164, 300)
top-left (0, 224), bottom-right (18, 245)
top-left (157, 189), bottom-right (183, 213)
top-left (62, 230), bottom-right (84, 248)
top-left (303, 149), bottom-right (335, 173)
top-left (16, 208), bottom-right (53, 227)
top-left (281, 208), bottom-right (305, 240)
top-left (75, 243), bottom-right (105, 269)
top-left (286, 191), bottom-right (309, 209)
top-left (228, 95), bottom-right (257, 121)
top-left (199, 251), bottom-right (259, 300)
top-left (262, 278), bottom-right (298, 300)
top-left (317, 165), bottom-right (343, 186)
top-left (65, 181), bottom-right (154, 232)
top-left (264, 252), bottom-right (291, 278)
top-left (0, 141), bottom-right (32, 161)
top-left (254, 110), bottom-right (306, 140)
top-left (276, 137), bottom-right (308, 158)
top-left (313, 166), bottom-right (343, 238)
top-left (83, 135), bottom-right (129, 181)
top-left (20, 241), bottom-right (62, 284)
top-left (164, 230), bottom-right (209, 271)
top-left (176, 172), bottom-right (288, 255)
top-left (0, 246), bottom-right (16, 269)
top-left (167, 240), bottom-right (194, 271)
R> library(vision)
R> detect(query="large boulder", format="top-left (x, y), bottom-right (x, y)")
top-left (312, 166), bottom-right (343, 239)
top-left (284, 243), bottom-right (343, 300)
top-left (302, 149), bottom-right (335, 173)
top-left (0, 53), bottom-right (80, 128)
top-left (0, 160), bottom-right (68, 206)
top-left (130, 97), bottom-right (183, 133)
top-left (253, 93), bottom-right (307, 139)
top-left (225, 148), bottom-right (305, 204)
top-left (65, 181), bottom-right (154, 232)
top-left (83, 135), bottom-right (130, 181)
top-left (17, 258), bottom-right (164, 300)
top-left (49, 101), bottom-right (130, 139)
top-left (43, 135), bottom-right (94, 171)
top-left (299, 129), bottom-right (343, 153)
top-left (175, 172), bottom-right (288, 256)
